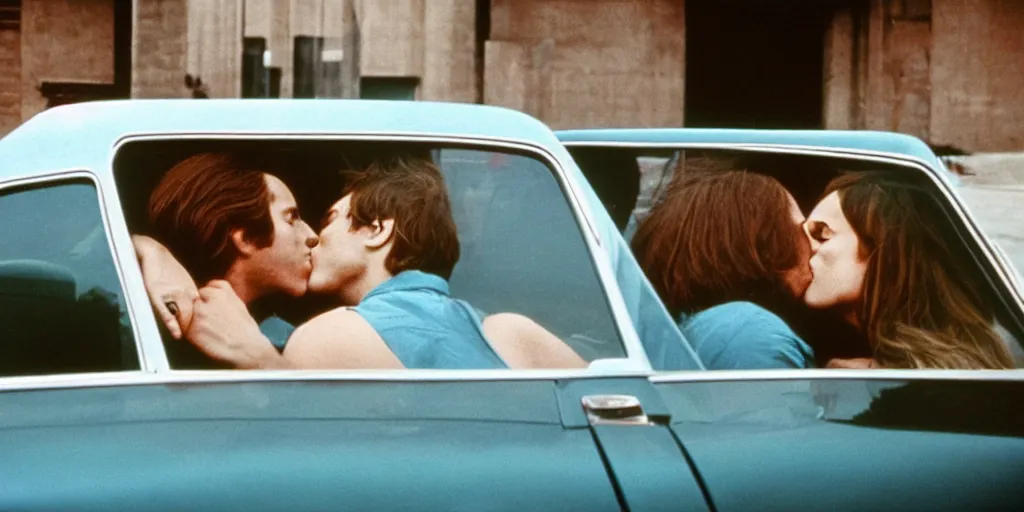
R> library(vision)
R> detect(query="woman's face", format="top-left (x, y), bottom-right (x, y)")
top-left (803, 191), bottom-right (868, 311)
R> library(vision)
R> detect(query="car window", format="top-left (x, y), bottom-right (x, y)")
top-left (114, 141), bottom-right (627, 367)
top-left (948, 153), bottom-right (1024, 283)
top-left (572, 146), bottom-right (1024, 370)
top-left (0, 179), bottom-right (139, 376)
top-left (440, 149), bottom-right (623, 360)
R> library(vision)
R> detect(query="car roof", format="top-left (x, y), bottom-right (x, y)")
top-left (0, 99), bottom-right (565, 179)
top-left (555, 128), bottom-right (941, 164)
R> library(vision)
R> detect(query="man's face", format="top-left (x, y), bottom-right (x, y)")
top-left (307, 194), bottom-right (373, 296)
top-left (781, 191), bottom-right (813, 299)
top-left (244, 174), bottom-right (318, 297)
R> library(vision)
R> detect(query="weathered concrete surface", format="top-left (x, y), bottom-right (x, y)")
top-left (953, 153), bottom-right (1024, 274)
top-left (132, 0), bottom-right (189, 98)
top-left (21, 0), bottom-right (115, 119)
top-left (0, 29), bottom-right (20, 134)
top-left (931, 0), bottom-right (1024, 152)
top-left (187, 0), bottom-right (242, 98)
top-left (486, 0), bottom-right (685, 130)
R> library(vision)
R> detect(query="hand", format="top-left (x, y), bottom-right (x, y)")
top-left (133, 235), bottom-right (198, 339)
top-left (826, 357), bottom-right (880, 369)
top-left (186, 280), bottom-right (289, 369)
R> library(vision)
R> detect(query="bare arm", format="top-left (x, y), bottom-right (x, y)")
top-left (186, 282), bottom-right (401, 370)
top-left (132, 234), bottom-right (198, 339)
top-left (483, 313), bottom-right (587, 369)
top-left (283, 309), bottom-right (405, 369)
top-left (185, 280), bottom-right (292, 369)
top-left (826, 357), bottom-right (881, 369)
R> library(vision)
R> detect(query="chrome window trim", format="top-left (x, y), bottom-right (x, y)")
top-left (108, 131), bottom-right (652, 376)
top-left (561, 141), bottom-right (1024, 325)
top-left (0, 170), bottom-right (150, 372)
top-left (651, 368), bottom-right (1024, 383)
top-left (3, 367), bottom-right (1022, 395)
top-left (0, 368), bottom-right (653, 393)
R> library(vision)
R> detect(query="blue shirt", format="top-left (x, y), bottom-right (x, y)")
top-left (353, 270), bottom-right (509, 369)
top-left (679, 301), bottom-right (815, 370)
top-left (259, 315), bottom-right (296, 352)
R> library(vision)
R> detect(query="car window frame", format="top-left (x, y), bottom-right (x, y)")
top-left (561, 140), bottom-right (1024, 357)
top-left (106, 132), bottom-right (655, 378)
top-left (0, 170), bottom-right (150, 381)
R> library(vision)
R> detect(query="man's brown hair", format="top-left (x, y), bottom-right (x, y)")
top-left (148, 152), bottom-right (275, 283)
top-left (340, 155), bottom-right (460, 279)
top-left (631, 161), bottom-right (804, 315)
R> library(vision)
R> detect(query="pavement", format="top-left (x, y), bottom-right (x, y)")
top-left (949, 153), bottom-right (1024, 274)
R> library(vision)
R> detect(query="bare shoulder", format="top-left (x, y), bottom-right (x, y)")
top-left (483, 313), bottom-right (587, 369)
top-left (283, 308), bottom-right (404, 369)
top-left (483, 312), bottom-right (538, 332)
top-left (292, 308), bottom-right (375, 341)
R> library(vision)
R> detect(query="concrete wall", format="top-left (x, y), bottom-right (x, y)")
top-left (485, 0), bottom-right (685, 130)
top-left (823, 0), bottom-right (932, 140)
top-left (352, 0), bottom-right (476, 102)
top-left (187, 0), bottom-right (242, 98)
top-left (931, 0), bottom-right (1024, 152)
top-left (0, 28), bottom-right (20, 134)
top-left (21, 0), bottom-right (115, 119)
top-left (422, 0), bottom-right (477, 102)
top-left (823, 0), bottom-right (1024, 152)
top-left (357, 0), bottom-right (424, 79)
top-left (132, 0), bottom-right (189, 98)
top-left (3, 0), bottom-right (1021, 152)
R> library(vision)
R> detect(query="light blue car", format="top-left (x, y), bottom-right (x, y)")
top-left (0, 100), bottom-right (1020, 511)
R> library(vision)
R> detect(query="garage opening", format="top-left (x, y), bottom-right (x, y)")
top-left (684, 0), bottom-right (829, 129)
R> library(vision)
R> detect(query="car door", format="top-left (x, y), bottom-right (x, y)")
top-left (650, 373), bottom-right (1024, 512)
top-left (1, 376), bottom-right (660, 511)
top-left (557, 131), bottom-right (1024, 510)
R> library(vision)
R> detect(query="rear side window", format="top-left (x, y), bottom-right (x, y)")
top-left (439, 149), bottom-right (623, 360)
top-left (0, 179), bottom-right (138, 376)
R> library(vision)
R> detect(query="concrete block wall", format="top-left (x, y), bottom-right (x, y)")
top-left (187, 0), bottom-right (242, 98)
top-left (20, 0), bottom-right (114, 120)
top-left (931, 0), bottom-right (1024, 152)
top-left (485, 0), bottom-right (685, 129)
top-left (132, 0), bottom-right (189, 98)
top-left (0, 27), bottom-right (20, 134)
top-left (824, 0), bottom-right (1024, 152)
top-left (354, 0), bottom-right (476, 102)
top-left (1, 0), bottom-right (1020, 152)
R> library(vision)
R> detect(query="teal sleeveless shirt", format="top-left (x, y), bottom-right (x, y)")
top-left (353, 270), bottom-right (509, 369)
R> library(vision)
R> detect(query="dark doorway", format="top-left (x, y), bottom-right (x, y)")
top-left (684, 0), bottom-right (828, 129)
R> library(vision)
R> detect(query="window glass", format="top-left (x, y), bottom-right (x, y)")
top-left (950, 155), bottom-right (1024, 283)
top-left (439, 149), bottom-right (624, 360)
top-left (114, 141), bottom-right (627, 367)
top-left (574, 146), bottom-right (1024, 370)
top-left (0, 180), bottom-right (138, 376)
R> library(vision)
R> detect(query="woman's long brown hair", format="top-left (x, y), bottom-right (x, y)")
top-left (632, 160), bottom-right (804, 316)
top-left (826, 171), bottom-right (1014, 369)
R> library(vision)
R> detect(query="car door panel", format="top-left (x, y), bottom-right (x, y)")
top-left (0, 379), bottom-right (624, 512)
top-left (655, 377), bottom-right (1024, 512)
top-left (555, 378), bottom-right (711, 511)
top-left (592, 425), bottom-right (711, 512)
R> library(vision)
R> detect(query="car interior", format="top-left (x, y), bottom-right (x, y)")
top-left (568, 145), bottom-right (1024, 368)
top-left (112, 139), bottom-right (627, 369)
